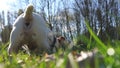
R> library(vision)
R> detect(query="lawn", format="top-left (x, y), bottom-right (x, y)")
top-left (0, 23), bottom-right (120, 68)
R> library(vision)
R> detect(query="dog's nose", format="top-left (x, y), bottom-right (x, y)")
top-left (25, 22), bottom-right (30, 27)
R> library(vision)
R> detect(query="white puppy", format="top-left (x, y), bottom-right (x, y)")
top-left (8, 5), bottom-right (56, 55)
top-left (8, 5), bottom-right (69, 55)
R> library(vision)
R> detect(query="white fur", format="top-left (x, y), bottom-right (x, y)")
top-left (8, 12), bottom-right (55, 55)
top-left (7, 5), bottom-right (68, 55)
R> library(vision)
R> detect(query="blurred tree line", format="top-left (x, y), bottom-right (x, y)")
top-left (0, 0), bottom-right (120, 44)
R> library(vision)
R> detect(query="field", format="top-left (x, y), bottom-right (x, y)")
top-left (0, 24), bottom-right (120, 68)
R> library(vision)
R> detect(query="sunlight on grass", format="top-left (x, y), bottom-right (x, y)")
top-left (85, 20), bottom-right (107, 54)
top-left (0, 22), bottom-right (120, 68)
top-left (107, 48), bottom-right (115, 56)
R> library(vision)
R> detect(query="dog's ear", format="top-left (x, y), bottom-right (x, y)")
top-left (57, 36), bottom-right (65, 43)
top-left (23, 4), bottom-right (33, 22)
top-left (18, 9), bottom-right (23, 16)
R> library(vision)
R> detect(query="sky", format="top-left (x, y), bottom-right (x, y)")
top-left (0, 0), bottom-right (73, 11)
top-left (0, 0), bottom-right (9, 11)
top-left (0, 0), bottom-right (16, 11)
top-left (0, 0), bottom-right (73, 25)
top-left (0, 0), bottom-right (18, 25)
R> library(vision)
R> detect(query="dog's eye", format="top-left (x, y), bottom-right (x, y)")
top-left (25, 22), bottom-right (30, 27)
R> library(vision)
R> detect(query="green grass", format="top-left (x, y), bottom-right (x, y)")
top-left (0, 21), bottom-right (120, 68)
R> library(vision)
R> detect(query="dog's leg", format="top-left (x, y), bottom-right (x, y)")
top-left (31, 30), bottom-right (50, 54)
top-left (36, 38), bottom-right (50, 53)
top-left (42, 39), bottom-right (51, 53)
top-left (8, 27), bottom-right (24, 55)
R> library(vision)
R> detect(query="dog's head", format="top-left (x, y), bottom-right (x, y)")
top-left (50, 36), bottom-right (69, 52)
